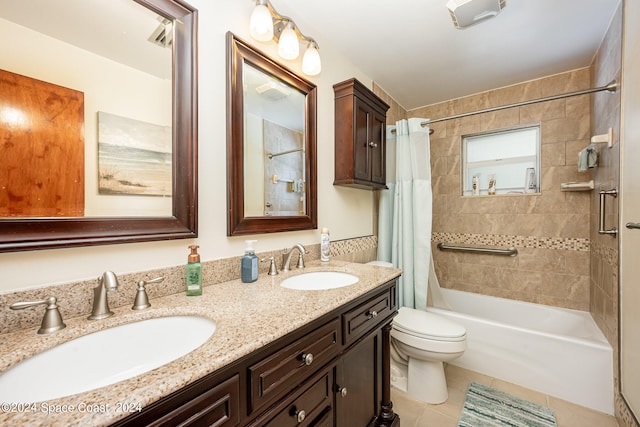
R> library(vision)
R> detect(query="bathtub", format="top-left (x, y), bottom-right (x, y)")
top-left (427, 289), bottom-right (614, 414)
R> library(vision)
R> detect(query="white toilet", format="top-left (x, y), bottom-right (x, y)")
top-left (390, 307), bottom-right (467, 404)
top-left (365, 260), bottom-right (467, 404)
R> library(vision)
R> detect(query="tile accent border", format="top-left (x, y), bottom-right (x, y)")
top-left (432, 232), bottom-right (590, 252)
top-left (330, 235), bottom-right (377, 256)
top-left (616, 394), bottom-right (640, 427)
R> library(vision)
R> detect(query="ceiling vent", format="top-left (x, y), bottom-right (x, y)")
top-left (447, 0), bottom-right (506, 29)
top-left (255, 81), bottom-right (291, 101)
top-left (149, 18), bottom-right (173, 48)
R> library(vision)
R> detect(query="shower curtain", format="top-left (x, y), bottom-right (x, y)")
top-left (377, 118), bottom-right (432, 311)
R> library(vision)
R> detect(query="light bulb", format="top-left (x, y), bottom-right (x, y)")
top-left (278, 22), bottom-right (299, 60)
top-left (302, 42), bottom-right (321, 76)
top-left (249, 1), bottom-right (273, 42)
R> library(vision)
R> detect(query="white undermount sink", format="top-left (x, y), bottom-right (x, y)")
top-left (0, 315), bottom-right (216, 403)
top-left (280, 271), bottom-right (359, 290)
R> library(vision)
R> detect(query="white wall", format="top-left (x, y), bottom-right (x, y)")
top-left (0, 0), bottom-right (375, 292)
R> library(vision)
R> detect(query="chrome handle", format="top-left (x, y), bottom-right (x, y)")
top-left (132, 277), bottom-right (164, 310)
top-left (626, 222), bottom-right (640, 229)
top-left (261, 257), bottom-right (279, 275)
top-left (337, 386), bottom-right (348, 397)
top-left (368, 141), bottom-right (378, 148)
top-left (10, 299), bottom-right (51, 310)
top-left (300, 353), bottom-right (314, 366)
top-left (144, 277), bottom-right (165, 285)
top-left (10, 296), bottom-right (66, 334)
top-left (598, 189), bottom-right (618, 237)
top-left (294, 409), bottom-right (306, 423)
top-left (367, 310), bottom-right (378, 319)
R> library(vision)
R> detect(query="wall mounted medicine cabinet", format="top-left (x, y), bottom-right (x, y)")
top-left (334, 78), bottom-right (390, 190)
top-left (226, 32), bottom-right (318, 236)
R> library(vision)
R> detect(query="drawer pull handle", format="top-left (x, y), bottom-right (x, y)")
top-left (367, 310), bottom-right (378, 319)
top-left (300, 353), bottom-right (314, 366)
top-left (337, 386), bottom-right (348, 397)
top-left (294, 408), bottom-right (306, 423)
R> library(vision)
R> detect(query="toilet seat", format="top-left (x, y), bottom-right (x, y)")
top-left (393, 307), bottom-right (466, 342)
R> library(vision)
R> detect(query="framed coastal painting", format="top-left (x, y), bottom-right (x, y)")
top-left (97, 112), bottom-right (171, 197)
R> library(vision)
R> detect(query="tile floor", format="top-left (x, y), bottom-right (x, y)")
top-left (392, 364), bottom-right (619, 427)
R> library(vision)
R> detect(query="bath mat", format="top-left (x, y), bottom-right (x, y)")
top-left (457, 382), bottom-right (557, 427)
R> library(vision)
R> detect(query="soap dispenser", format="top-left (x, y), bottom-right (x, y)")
top-left (186, 245), bottom-right (202, 296)
top-left (241, 240), bottom-right (259, 283)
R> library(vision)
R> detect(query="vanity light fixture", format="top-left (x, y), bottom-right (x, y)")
top-left (248, 0), bottom-right (322, 76)
top-left (278, 20), bottom-right (299, 60)
top-left (302, 41), bottom-right (322, 76)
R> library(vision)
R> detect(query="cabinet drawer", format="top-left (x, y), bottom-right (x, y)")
top-left (249, 318), bottom-right (340, 414)
top-left (264, 372), bottom-right (333, 427)
top-left (148, 374), bottom-right (239, 427)
top-left (342, 287), bottom-right (393, 346)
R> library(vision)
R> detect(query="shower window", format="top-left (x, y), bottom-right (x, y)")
top-left (461, 124), bottom-right (541, 196)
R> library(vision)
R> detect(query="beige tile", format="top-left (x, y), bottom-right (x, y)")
top-left (520, 99), bottom-right (566, 123)
top-left (488, 377), bottom-right (549, 407)
top-left (391, 388), bottom-right (428, 427)
top-left (543, 142), bottom-right (568, 167)
top-left (417, 408), bottom-right (459, 427)
top-left (549, 395), bottom-right (620, 427)
top-left (391, 365), bottom-right (619, 427)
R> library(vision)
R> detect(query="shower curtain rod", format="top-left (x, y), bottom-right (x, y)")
top-left (389, 79), bottom-right (618, 135)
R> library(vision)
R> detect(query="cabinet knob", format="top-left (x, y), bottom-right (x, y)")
top-left (337, 386), bottom-right (348, 397)
top-left (300, 353), bottom-right (314, 366)
top-left (294, 408), bottom-right (306, 423)
top-left (367, 310), bottom-right (378, 319)
top-left (368, 141), bottom-right (378, 148)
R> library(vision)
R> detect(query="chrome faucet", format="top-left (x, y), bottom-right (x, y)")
top-left (88, 271), bottom-right (120, 320)
top-left (282, 243), bottom-right (309, 272)
top-left (10, 296), bottom-right (66, 334)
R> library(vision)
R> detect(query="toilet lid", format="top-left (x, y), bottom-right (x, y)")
top-left (393, 307), bottom-right (466, 341)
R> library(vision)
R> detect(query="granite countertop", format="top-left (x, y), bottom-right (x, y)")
top-left (0, 260), bottom-right (401, 426)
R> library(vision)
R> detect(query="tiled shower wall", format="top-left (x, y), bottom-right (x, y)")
top-left (589, 4), bottom-right (638, 427)
top-left (406, 70), bottom-right (595, 310)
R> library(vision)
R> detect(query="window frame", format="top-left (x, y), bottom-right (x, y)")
top-left (461, 123), bottom-right (541, 196)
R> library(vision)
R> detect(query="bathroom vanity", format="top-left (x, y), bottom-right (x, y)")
top-left (0, 261), bottom-right (401, 427)
top-left (113, 278), bottom-right (398, 426)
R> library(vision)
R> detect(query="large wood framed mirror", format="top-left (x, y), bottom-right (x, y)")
top-left (226, 32), bottom-right (317, 236)
top-left (0, 0), bottom-right (197, 252)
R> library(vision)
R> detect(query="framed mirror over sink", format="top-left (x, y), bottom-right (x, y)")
top-left (0, 0), bottom-right (198, 252)
top-left (226, 32), bottom-right (317, 236)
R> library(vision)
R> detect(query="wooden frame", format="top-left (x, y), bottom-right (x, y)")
top-left (0, 0), bottom-right (198, 252)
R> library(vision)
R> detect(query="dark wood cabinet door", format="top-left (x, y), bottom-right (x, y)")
top-left (335, 332), bottom-right (380, 427)
top-left (354, 98), bottom-right (372, 182)
top-left (369, 110), bottom-right (386, 185)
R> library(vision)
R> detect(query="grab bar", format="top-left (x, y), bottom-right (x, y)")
top-left (437, 243), bottom-right (518, 257)
top-left (267, 148), bottom-right (303, 159)
top-left (598, 189), bottom-right (618, 237)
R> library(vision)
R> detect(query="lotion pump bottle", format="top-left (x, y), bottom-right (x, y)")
top-left (320, 228), bottom-right (330, 262)
top-left (186, 245), bottom-right (202, 296)
top-left (241, 240), bottom-right (259, 283)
